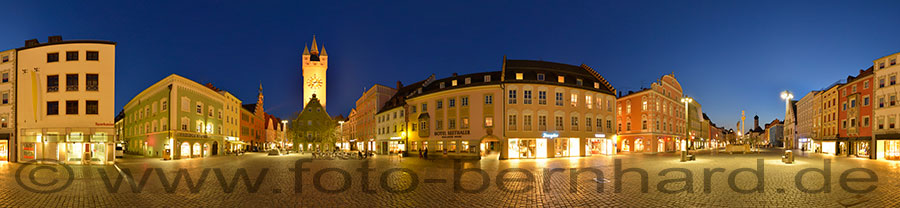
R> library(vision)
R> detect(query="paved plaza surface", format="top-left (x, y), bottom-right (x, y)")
top-left (0, 148), bottom-right (896, 207)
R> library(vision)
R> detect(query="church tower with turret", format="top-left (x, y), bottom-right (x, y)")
top-left (302, 36), bottom-right (328, 109)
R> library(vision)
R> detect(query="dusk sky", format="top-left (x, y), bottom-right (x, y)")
top-left (2, 0), bottom-right (899, 130)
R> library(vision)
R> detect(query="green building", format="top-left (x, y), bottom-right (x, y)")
top-left (291, 94), bottom-right (338, 152)
top-left (121, 74), bottom-right (226, 159)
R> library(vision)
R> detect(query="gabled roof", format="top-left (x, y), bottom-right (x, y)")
top-left (378, 78), bottom-right (428, 114)
top-left (502, 59), bottom-right (615, 95)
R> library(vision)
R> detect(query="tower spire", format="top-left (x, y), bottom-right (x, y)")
top-left (310, 36), bottom-right (319, 55)
top-left (303, 44), bottom-right (310, 55)
top-left (321, 46), bottom-right (327, 56)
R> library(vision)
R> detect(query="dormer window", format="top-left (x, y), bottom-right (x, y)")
top-left (440, 82), bottom-right (445, 89)
top-left (576, 79), bottom-right (583, 86)
top-left (558, 76), bottom-right (565, 83)
top-left (452, 80), bottom-right (457, 86)
top-left (515, 73), bottom-right (523, 80)
top-left (537, 73), bottom-right (545, 81)
top-left (465, 77), bottom-right (471, 84)
top-left (484, 75), bottom-right (491, 82)
top-left (594, 82), bottom-right (600, 89)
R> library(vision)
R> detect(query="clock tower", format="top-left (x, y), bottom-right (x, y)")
top-left (302, 36), bottom-right (328, 109)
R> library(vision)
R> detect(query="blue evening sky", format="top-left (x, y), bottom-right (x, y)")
top-left (2, 0), bottom-right (899, 130)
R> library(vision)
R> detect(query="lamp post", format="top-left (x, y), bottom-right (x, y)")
top-left (338, 120), bottom-right (345, 151)
top-left (281, 120), bottom-right (288, 151)
top-left (681, 97), bottom-right (693, 162)
top-left (780, 91), bottom-right (794, 150)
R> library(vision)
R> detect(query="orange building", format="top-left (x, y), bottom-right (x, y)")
top-left (838, 67), bottom-right (874, 158)
top-left (615, 74), bottom-right (687, 153)
top-left (240, 85), bottom-right (266, 151)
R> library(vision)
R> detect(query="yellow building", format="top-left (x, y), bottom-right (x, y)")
top-left (820, 83), bottom-right (842, 154)
top-left (0, 49), bottom-right (14, 162)
top-left (15, 36), bottom-right (117, 164)
top-left (205, 84), bottom-right (244, 152)
top-left (873, 52), bottom-right (900, 160)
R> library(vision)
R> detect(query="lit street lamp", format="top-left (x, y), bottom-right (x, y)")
top-left (681, 96), bottom-right (693, 162)
top-left (781, 90), bottom-right (794, 149)
top-left (338, 120), bottom-right (345, 151)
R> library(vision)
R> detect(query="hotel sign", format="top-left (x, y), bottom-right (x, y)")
top-left (434, 130), bottom-right (470, 138)
top-left (176, 132), bottom-right (209, 138)
top-left (542, 131), bottom-right (559, 139)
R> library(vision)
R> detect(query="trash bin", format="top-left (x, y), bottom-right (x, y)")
top-left (163, 149), bottom-right (171, 160)
top-left (782, 150), bottom-right (793, 164)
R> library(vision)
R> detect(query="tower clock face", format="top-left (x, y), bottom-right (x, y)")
top-left (307, 76), bottom-right (324, 90)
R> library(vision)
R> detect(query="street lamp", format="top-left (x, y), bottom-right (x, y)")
top-left (338, 120), bottom-right (345, 151)
top-left (781, 91), bottom-right (794, 150)
top-left (281, 120), bottom-right (288, 150)
top-left (680, 97), bottom-right (693, 162)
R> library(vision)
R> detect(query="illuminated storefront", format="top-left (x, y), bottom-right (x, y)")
top-left (855, 140), bottom-right (870, 158)
top-left (508, 138), bottom-right (548, 159)
top-left (878, 140), bottom-right (900, 160)
top-left (587, 134), bottom-right (616, 155)
top-left (821, 141), bottom-right (836, 155)
top-left (0, 139), bottom-right (7, 162)
top-left (18, 128), bottom-right (115, 164)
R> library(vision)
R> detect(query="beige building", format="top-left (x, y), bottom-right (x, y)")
top-left (796, 91), bottom-right (821, 151)
top-left (406, 72), bottom-right (502, 158)
top-left (874, 52), bottom-right (900, 160)
top-left (16, 37), bottom-right (117, 164)
top-left (502, 59), bottom-right (616, 159)
top-left (0, 49), bottom-right (14, 162)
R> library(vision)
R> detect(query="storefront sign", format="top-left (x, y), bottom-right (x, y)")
top-left (594, 134), bottom-right (606, 138)
top-left (95, 122), bottom-right (114, 126)
top-left (390, 137), bottom-right (402, 140)
top-left (176, 132), bottom-right (209, 138)
top-left (434, 130), bottom-right (470, 138)
top-left (542, 132), bottom-right (559, 139)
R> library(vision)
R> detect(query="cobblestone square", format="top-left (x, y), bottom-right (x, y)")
top-left (0, 148), bottom-right (896, 207)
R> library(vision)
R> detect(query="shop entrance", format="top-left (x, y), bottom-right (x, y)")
top-left (0, 140), bottom-right (7, 161)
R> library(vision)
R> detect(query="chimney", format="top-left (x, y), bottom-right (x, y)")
top-left (396, 81), bottom-right (403, 90)
top-left (48, 36), bottom-right (62, 43)
top-left (452, 73), bottom-right (458, 77)
top-left (24, 39), bottom-right (40, 47)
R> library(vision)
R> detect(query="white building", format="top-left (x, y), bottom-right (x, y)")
top-left (16, 36), bottom-right (116, 164)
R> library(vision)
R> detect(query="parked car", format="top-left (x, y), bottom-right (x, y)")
top-left (115, 143), bottom-right (124, 158)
